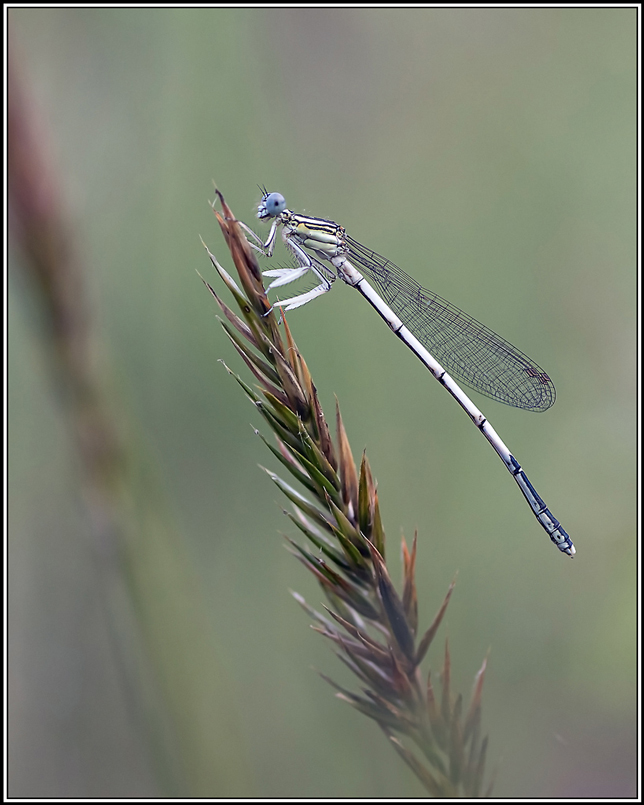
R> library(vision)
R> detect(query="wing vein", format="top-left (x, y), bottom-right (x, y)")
top-left (346, 237), bottom-right (555, 412)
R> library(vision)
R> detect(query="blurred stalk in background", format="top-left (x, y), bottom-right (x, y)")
top-left (8, 59), bottom-right (250, 797)
top-left (8, 8), bottom-right (635, 797)
top-left (203, 188), bottom-right (492, 797)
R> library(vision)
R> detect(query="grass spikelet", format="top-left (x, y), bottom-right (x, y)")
top-left (203, 187), bottom-right (492, 797)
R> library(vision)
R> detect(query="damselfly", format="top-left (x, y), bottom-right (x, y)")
top-left (242, 191), bottom-right (575, 557)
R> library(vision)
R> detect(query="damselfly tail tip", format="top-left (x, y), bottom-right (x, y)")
top-left (559, 538), bottom-right (575, 558)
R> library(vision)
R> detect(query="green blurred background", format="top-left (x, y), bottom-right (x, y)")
top-left (8, 7), bottom-right (636, 798)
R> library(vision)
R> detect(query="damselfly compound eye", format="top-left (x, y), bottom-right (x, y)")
top-left (258, 192), bottom-right (286, 219)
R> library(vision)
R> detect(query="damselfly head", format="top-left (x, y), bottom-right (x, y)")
top-left (257, 192), bottom-right (286, 220)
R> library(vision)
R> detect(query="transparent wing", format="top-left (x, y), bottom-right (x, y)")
top-left (346, 237), bottom-right (555, 412)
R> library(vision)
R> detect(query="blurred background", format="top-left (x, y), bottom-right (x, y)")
top-left (8, 7), bottom-right (636, 798)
